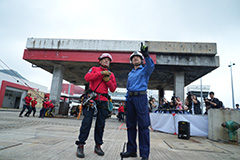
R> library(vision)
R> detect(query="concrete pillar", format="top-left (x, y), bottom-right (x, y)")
top-left (174, 72), bottom-right (185, 103)
top-left (19, 92), bottom-right (27, 109)
top-left (50, 65), bottom-right (64, 114)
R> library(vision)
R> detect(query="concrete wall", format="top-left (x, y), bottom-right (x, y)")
top-left (208, 109), bottom-right (240, 142)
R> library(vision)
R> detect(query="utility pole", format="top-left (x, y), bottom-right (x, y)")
top-left (200, 78), bottom-right (203, 114)
top-left (228, 62), bottom-right (235, 109)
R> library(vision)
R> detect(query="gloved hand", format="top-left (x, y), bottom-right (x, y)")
top-left (101, 71), bottom-right (111, 76)
top-left (140, 42), bottom-right (149, 58)
top-left (103, 75), bottom-right (110, 82)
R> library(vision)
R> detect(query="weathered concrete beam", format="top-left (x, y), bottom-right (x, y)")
top-left (156, 55), bottom-right (220, 67)
top-left (26, 38), bottom-right (217, 55)
top-left (146, 41), bottom-right (217, 55)
top-left (26, 38), bottom-right (141, 52)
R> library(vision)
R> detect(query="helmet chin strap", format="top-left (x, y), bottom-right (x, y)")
top-left (133, 63), bottom-right (141, 66)
top-left (132, 60), bottom-right (143, 66)
top-left (100, 64), bottom-right (109, 68)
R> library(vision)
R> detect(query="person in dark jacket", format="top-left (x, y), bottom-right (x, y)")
top-left (192, 95), bottom-right (202, 115)
top-left (204, 91), bottom-right (220, 114)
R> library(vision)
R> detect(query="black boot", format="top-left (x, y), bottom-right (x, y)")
top-left (120, 152), bottom-right (137, 158)
top-left (141, 157), bottom-right (149, 160)
top-left (76, 144), bottom-right (85, 158)
top-left (94, 144), bottom-right (104, 156)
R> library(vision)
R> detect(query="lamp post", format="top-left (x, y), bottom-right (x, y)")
top-left (228, 62), bottom-right (235, 109)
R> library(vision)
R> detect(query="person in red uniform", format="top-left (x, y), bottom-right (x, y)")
top-left (26, 97), bottom-right (38, 117)
top-left (49, 101), bottom-right (55, 117)
top-left (76, 53), bottom-right (117, 158)
top-left (39, 98), bottom-right (50, 118)
top-left (19, 93), bottom-right (32, 117)
top-left (118, 102), bottom-right (125, 122)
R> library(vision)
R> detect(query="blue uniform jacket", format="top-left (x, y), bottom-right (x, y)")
top-left (126, 56), bottom-right (155, 98)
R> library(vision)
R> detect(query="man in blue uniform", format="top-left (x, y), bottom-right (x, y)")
top-left (120, 43), bottom-right (155, 160)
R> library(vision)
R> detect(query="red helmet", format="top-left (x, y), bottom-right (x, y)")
top-left (98, 53), bottom-right (113, 61)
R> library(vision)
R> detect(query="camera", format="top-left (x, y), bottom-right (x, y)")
top-left (149, 96), bottom-right (154, 105)
top-left (149, 96), bottom-right (154, 102)
top-left (171, 93), bottom-right (176, 101)
top-left (187, 92), bottom-right (192, 98)
top-left (170, 93), bottom-right (177, 108)
top-left (204, 97), bottom-right (210, 106)
top-left (148, 96), bottom-right (154, 112)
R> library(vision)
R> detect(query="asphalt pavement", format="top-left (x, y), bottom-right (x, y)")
top-left (0, 110), bottom-right (239, 160)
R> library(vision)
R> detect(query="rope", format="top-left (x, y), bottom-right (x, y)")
top-left (0, 59), bottom-right (45, 100)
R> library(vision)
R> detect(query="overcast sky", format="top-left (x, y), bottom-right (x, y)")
top-left (0, 0), bottom-right (240, 108)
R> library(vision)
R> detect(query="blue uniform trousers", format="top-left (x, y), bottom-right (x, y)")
top-left (39, 108), bottom-right (47, 118)
top-left (126, 95), bottom-right (150, 158)
top-left (77, 101), bottom-right (109, 145)
top-left (19, 104), bottom-right (30, 116)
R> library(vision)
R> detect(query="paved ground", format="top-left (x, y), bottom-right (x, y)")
top-left (0, 110), bottom-right (240, 160)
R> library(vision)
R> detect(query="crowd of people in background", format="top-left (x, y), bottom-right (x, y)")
top-left (19, 91), bottom-right (239, 120)
top-left (148, 91), bottom-right (239, 115)
top-left (115, 90), bottom-right (239, 121)
top-left (148, 95), bottom-right (200, 114)
top-left (18, 93), bottom-right (55, 118)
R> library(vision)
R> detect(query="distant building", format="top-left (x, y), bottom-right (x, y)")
top-left (186, 85), bottom-right (210, 114)
top-left (0, 69), bottom-right (87, 110)
top-left (0, 70), bottom-right (49, 109)
top-left (62, 83), bottom-right (84, 96)
top-left (186, 85), bottom-right (210, 98)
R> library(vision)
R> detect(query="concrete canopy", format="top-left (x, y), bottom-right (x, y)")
top-left (23, 38), bottom-right (219, 90)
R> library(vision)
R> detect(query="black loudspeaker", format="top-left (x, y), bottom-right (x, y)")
top-left (178, 121), bottom-right (190, 140)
